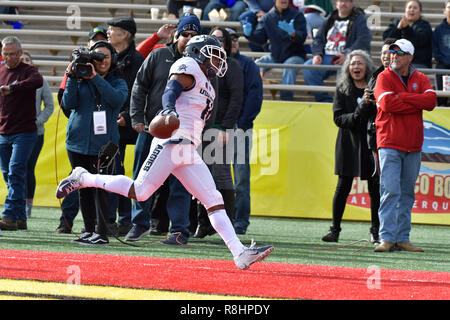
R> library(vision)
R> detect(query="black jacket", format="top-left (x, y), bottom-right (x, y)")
top-left (116, 41), bottom-right (144, 145)
top-left (130, 42), bottom-right (182, 127)
top-left (333, 83), bottom-right (374, 179)
top-left (356, 65), bottom-right (385, 151)
top-left (213, 57), bottom-right (244, 130)
top-left (383, 18), bottom-right (433, 68)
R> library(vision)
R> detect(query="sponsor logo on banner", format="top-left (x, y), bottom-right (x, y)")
top-left (347, 120), bottom-right (450, 214)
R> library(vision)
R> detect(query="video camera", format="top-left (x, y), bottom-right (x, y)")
top-left (70, 47), bottom-right (105, 79)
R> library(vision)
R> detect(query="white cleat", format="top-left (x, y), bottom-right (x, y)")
top-left (234, 240), bottom-right (274, 270)
top-left (56, 166), bottom-right (88, 199)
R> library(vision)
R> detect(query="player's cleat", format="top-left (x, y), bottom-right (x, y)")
top-left (234, 240), bottom-right (274, 270)
top-left (56, 166), bottom-right (88, 199)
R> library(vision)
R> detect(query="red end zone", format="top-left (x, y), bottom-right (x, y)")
top-left (0, 249), bottom-right (449, 299)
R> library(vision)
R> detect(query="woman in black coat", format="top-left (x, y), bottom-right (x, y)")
top-left (322, 49), bottom-right (379, 243)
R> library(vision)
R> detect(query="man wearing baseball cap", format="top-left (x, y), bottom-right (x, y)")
top-left (373, 38), bottom-right (436, 253)
top-left (88, 26), bottom-right (108, 42)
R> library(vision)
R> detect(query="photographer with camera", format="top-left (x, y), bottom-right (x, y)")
top-left (56, 27), bottom-right (108, 234)
top-left (61, 40), bottom-right (128, 245)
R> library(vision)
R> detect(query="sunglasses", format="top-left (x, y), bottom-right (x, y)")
top-left (214, 36), bottom-right (225, 42)
top-left (180, 31), bottom-right (197, 38)
top-left (390, 49), bottom-right (409, 56)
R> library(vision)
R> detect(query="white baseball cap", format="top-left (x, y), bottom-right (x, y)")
top-left (389, 39), bottom-right (415, 55)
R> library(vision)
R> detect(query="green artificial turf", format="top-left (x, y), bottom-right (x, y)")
top-left (1, 206), bottom-right (449, 273)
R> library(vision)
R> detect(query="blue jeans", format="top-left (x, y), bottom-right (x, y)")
top-left (60, 190), bottom-right (79, 226)
top-left (302, 54), bottom-right (336, 102)
top-left (0, 131), bottom-right (37, 221)
top-left (304, 12), bottom-right (325, 37)
top-left (202, 0), bottom-right (248, 21)
top-left (256, 54), bottom-right (305, 101)
top-left (232, 128), bottom-right (252, 232)
top-left (378, 148), bottom-right (421, 243)
top-left (131, 132), bottom-right (155, 228)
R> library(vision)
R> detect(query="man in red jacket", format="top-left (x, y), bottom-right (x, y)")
top-left (373, 39), bottom-right (436, 253)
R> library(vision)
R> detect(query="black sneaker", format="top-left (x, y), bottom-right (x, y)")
top-left (85, 233), bottom-right (109, 246)
top-left (118, 223), bottom-right (132, 237)
top-left (150, 227), bottom-right (168, 236)
top-left (124, 225), bottom-right (150, 242)
top-left (161, 233), bottom-right (189, 245)
top-left (370, 232), bottom-right (381, 244)
top-left (71, 232), bottom-right (93, 245)
top-left (56, 223), bottom-right (72, 234)
top-left (321, 226), bottom-right (341, 242)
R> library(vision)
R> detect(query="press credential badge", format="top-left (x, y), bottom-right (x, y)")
top-left (93, 110), bottom-right (107, 135)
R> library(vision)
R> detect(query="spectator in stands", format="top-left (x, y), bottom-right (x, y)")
top-left (126, 14), bottom-right (201, 244)
top-left (62, 40), bottom-right (128, 245)
top-left (20, 51), bottom-right (54, 219)
top-left (348, 38), bottom-right (396, 244)
top-left (245, 0), bottom-right (274, 22)
top-left (226, 28), bottom-right (263, 235)
top-left (56, 26), bottom-right (108, 234)
top-left (202, 0), bottom-right (248, 22)
top-left (0, 36), bottom-right (43, 231)
top-left (432, 0), bottom-right (450, 106)
top-left (241, 0), bottom-right (308, 101)
top-left (237, 0), bottom-right (274, 52)
top-left (373, 39), bottom-right (436, 252)
top-left (166, 0), bottom-right (209, 18)
top-left (0, 4), bottom-right (22, 29)
top-left (302, 0), bottom-right (371, 102)
top-left (193, 27), bottom-right (244, 238)
top-left (321, 50), bottom-right (376, 243)
top-left (383, 0), bottom-right (432, 68)
top-left (136, 24), bottom-right (177, 57)
top-left (106, 16), bottom-right (145, 236)
top-left (296, 0), bottom-right (334, 38)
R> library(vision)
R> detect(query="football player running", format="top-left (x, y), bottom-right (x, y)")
top-left (56, 35), bottom-right (273, 270)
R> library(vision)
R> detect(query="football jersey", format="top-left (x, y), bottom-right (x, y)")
top-left (168, 56), bottom-right (216, 147)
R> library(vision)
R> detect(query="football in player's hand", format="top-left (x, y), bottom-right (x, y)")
top-left (149, 114), bottom-right (180, 139)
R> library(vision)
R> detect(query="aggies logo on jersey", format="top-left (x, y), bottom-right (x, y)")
top-left (178, 64), bottom-right (188, 72)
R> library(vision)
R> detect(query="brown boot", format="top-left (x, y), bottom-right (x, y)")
top-left (17, 220), bottom-right (27, 230)
top-left (374, 241), bottom-right (395, 252)
top-left (0, 217), bottom-right (18, 231)
top-left (396, 242), bottom-right (424, 252)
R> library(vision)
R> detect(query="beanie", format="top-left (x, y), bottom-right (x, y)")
top-left (177, 14), bottom-right (201, 35)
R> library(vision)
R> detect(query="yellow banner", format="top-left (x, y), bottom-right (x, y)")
top-left (250, 101), bottom-right (450, 225)
top-left (1, 97), bottom-right (449, 225)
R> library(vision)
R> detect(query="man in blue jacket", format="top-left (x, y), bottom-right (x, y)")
top-left (226, 28), bottom-right (263, 234)
top-left (241, 0), bottom-right (307, 101)
top-left (432, 0), bottom-right (450, 106)
top-left (302, 0), bottom-right (371, 102)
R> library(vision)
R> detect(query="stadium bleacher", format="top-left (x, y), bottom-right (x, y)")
top-left (0, 0), bottom-right (448, 102)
